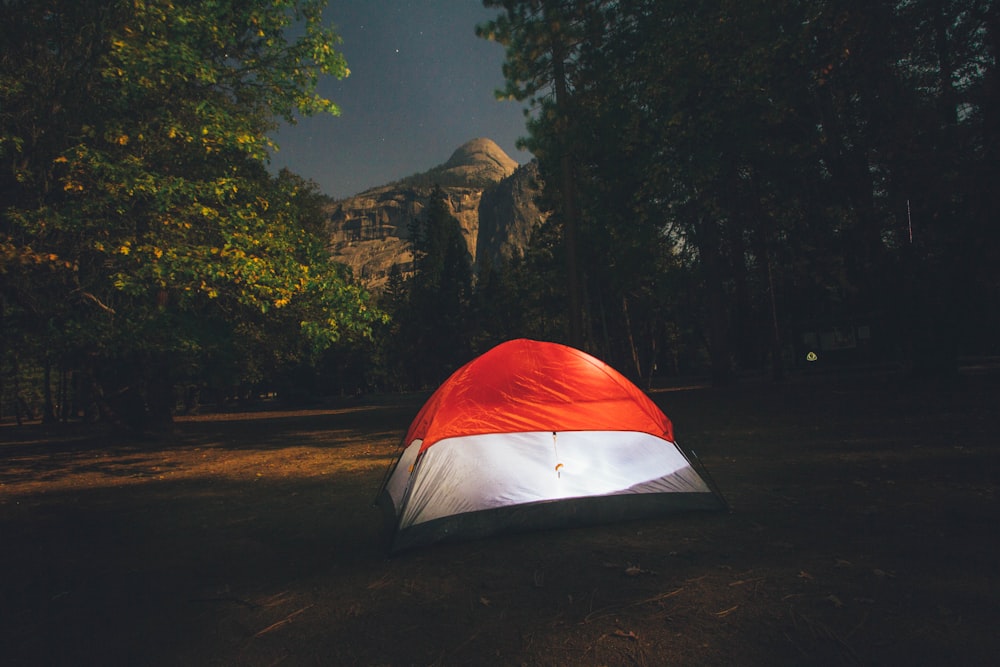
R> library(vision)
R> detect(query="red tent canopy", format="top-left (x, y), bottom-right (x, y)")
top-left (405, 339), bottom-right (673, 452)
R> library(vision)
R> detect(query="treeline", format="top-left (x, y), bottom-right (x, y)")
top-left (472, 0), bottom-right (1000, 384)
top-left (363, 185), bottom-right (566, 391)
top-left (374, 0), bottom-right (1000, 391)
top-left (4, 0), bottom-right (999, 426)
top-left (389, 167), bottom-right (503, 190)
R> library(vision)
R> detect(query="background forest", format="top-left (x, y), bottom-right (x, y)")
top-left (3, 0), bottom-right (999, 428)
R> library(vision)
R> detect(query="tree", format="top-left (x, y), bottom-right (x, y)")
top-left (1, 0), bottom-right (377, 426)
top-left (397, 186), bottom-right (473, 387)
top-left (478, 0), bottom-right (611, 349)
top-left (478, 0), bottom-right (1000, 385)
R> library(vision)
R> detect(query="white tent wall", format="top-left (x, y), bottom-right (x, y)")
top-left (383, 430), bottom-right (722, 552)
top-left (384, 438), bottom-right (422, 511)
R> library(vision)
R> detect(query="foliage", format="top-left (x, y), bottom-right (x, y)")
top-left (479, 0), bottom-right (1000, 382)
top-left (1, 0), bottom-right (379, 426)
top-left (479, 0), bottom-right (612, 348)
top-left (5, 0), bottom-right (997, 415)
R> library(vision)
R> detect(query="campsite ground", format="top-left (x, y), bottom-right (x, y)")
top-left (1, 367), bottom-right (998, 666)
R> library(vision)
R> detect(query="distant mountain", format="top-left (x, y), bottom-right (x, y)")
top-left (393, 137), bottom-right (519, 188)
top-left (326, 138), bottom-right (544, 289)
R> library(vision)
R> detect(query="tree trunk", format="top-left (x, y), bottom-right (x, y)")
top-left (550, 25), bottom-right (585, 350)
top-left (695, 219), bottom-right (733, 386)
top-left (622, 295), bottom-right (642, 379)
top-left (42, 358), bottom-right (57, 424)
top-left (13, 355), bottom-right (24, 426)
top-left (146, 357), bottom-right (175, 428)
top-left (746, 172), bottom-right (785, 381)
top-left (762, 243), bottom-right (784, 381)
top-left (646, 321), bottom-right (660, 391)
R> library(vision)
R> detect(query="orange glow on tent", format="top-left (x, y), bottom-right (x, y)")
top-left (406, 339), bottom-right (673, 453)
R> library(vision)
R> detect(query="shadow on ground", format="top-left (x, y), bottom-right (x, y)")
top-left (1, 373), bottom-right (997, 665)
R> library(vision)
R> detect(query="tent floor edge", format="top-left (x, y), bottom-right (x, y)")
top-left (683, 445), bottom-right (731, 512)
top-left (389, 490), bottom-right (725, 554)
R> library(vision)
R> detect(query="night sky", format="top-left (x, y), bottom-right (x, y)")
top-left (267, 1), bottom-right (531, 200)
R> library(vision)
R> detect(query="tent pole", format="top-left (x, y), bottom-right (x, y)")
top-left (685, 445), bottom-right (730, 511)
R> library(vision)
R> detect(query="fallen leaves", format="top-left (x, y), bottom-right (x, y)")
top-left (602, 561), bottom-right (656, 577)
top-left (582, 588), bottom-right (685, 624)
top-left (714, 604), bottom-right (739, 617)
top-left (624, 564), bottom-right (656, 577)
top-left (253, 605), bottom-right (314, 638)
top-left (728, 576), bottom-right (766, 587)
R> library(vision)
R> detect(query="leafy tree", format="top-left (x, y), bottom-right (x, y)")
top-left (1, 0), bottom-right (378, 426)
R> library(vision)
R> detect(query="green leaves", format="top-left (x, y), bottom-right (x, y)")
top-left (1, 0), bottom-right (375, 423)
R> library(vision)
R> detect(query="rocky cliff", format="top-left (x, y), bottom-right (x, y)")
top-left (326, 138), bottom-right (543, 289)
top-left (476, 161), bottom-right (543, 264)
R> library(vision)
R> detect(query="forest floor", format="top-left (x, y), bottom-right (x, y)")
top-left (1, 367), bottom-right (998, 666)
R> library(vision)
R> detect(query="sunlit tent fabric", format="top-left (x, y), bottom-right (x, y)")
top-left (378, 339), bottom-right (725, 552)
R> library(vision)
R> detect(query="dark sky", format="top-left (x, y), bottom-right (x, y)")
top-left (268, 1), bottom-right (531, 200)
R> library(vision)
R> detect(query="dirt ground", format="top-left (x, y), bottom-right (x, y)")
top-left (1, 369), bottom-right (998, 666)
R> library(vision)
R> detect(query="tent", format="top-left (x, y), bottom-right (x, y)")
top-left (377, 339), bottom-right (725, 552)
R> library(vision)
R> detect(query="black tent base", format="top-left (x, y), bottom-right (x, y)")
top-left (383, 490), bottom-right (726, 554)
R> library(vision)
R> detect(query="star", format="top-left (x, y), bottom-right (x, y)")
top-left (267, 3), bottom-right (528, 199)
